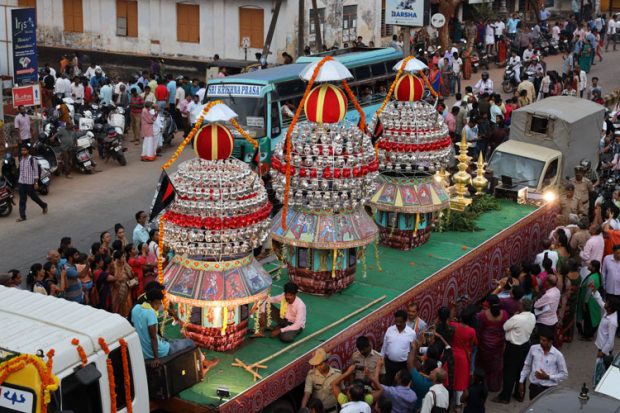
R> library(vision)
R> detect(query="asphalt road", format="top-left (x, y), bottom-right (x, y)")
top-left (1, 47), bottom-right (619, 412)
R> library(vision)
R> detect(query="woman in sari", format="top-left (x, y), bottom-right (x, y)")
top-left (140, 101), bottom-right (157, 161)
top-left (552, 230), bottom-right (571, 289)
top-left (578, 39), bottom-right (593, 73)
top-left (111, 249), bottom-right (136, 317)
top-left (463, 48), bottom-right (472, 80)
top-left (94, 256), bottom-right (115, 313)
top-left (477, 294), bottom-right (509, 392)
top-left (440, 58), bottom-right (452, 97)
top-left (126, 243), bottom-right (146, 301)
top-left (556, 258), bottom-right (581, 347)
top-left (429, 64), bottom-right (441, 94)
top-left (450, 306), bottom-right (478, 410)
top-left (576, 260), bottom-right (603, 341)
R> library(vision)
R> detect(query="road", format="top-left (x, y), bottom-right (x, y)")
top-left (1, 47), bottom-right (619, 412)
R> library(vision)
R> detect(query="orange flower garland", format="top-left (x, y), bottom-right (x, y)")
top-left (118, 339), bottom-right (133, 413)
top-left (157, 215), bottom-right (168, 310)
top-left (419, 71), bottom-right (439, 98)
top-left (341, 80), bottom-right (366, 132)
top-left (0, 353), bottom-right (59, 413)
top-left (230, 118), bottom-right (260, 171)
top-left (71, 338), bottom-right (88, 366)
top-left (98, 337), bottom-right (117, 413)
top-left (281, 55), bottom-right (334, 230)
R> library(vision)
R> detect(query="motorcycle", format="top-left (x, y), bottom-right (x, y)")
top-left (502, 64), bottom-right (519, 93)
top-left (0, 143), bottom-right (16, 217)
top-left (73, 131), bottom-right (96, 173)
top-left (160, 109), bottom-right (177, 146)
top-left (97, 128), bottom-right (127, 166)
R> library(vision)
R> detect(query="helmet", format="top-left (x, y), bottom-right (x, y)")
top-left (580, 159), bottom-right (591, 170)
top-left (95, 67), bottom-right (102, 75)
top-left (83, 110), bottom-right (92, 118)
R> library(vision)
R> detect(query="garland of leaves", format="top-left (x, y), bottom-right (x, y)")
top-left (435, 194), bottom-right (501, 232)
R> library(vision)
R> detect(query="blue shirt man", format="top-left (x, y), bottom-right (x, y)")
top-left (167, 79), bottom-right (177, 105)
top-left (132, 302), bottom-right (170, 359)
top-left (507, 16), bottom-right (520, 34)
top-left (99, 83), bottom-right (113, 105)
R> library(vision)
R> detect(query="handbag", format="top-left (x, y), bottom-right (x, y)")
top-left (126, 278), bottom-right (139, 289)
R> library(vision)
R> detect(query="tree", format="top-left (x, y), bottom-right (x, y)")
top-left (435, 0), bottom-right (463, 50)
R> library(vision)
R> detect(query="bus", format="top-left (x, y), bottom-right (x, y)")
top-left (204, 47), bottom-right (403, 172)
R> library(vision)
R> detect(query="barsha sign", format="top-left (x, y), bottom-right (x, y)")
top-left (385, 0), bottom-right (425, 26)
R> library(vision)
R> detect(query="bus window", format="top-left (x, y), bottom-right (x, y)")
top-left (353, 66), bottom-right (371, 82)
top-left (370, 62), bottom-right (387, 77)
top-left (207, 96), bottom-right (267, 138)
top-left (271, 102), bottom-right (282, 137)
top-left (275, 80), bottom-right (305, 100)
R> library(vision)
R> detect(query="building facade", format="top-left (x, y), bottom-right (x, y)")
top-left (5, 0), bottom-right (389, 65)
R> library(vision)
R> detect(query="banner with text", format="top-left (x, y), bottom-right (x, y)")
top-left (385, 0), bottom-right (425, 27)
top-left (11, 8), bottom-right (38, 85)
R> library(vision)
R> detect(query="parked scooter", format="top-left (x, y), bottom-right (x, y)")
top-left (107, 105), bottom-right (126, 136)
top-left (73, 131), bottom-right (96, 173)
top-left (97, 128), bottom-right (127, 166)
top-left (0, 143), bottom-right (16, 217)
top-left (160, 109), bottom-right (177, 146)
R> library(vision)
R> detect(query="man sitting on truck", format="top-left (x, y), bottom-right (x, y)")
top-left (132, 289), bottom-right (216, 371)
top-left (255, 281), bottom-right (306, 342)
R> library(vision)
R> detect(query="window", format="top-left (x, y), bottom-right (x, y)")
top-left (297, 248), bottom-right (309, 268)
top-left (353, 66), bottom-right (372, 82)
top-left (116, 0), bottom-right (137, 37)
top-left (109, 346), bottom-right (135, 409)
top-left (529, 116), bottom-right (550, 134)
top-left (381, 0), bottom-right (394, 37)
top-left (371, 63), bottom-right (387, 77)
top-left (342, 5), bottom-right (357, 43)
top-left (239, 7), bottom-right (264, 48)
top-left (270, 102), bottom-right (281, 137)
top-left (49, 363), bottom-right (103, 413)
top-left (63, 0), bottom-right (83, 33)
top-left (18, 0), bottom-right (36, 7)
top-left (177, 3), bottom-right (199, 43)
top-left (308, 8), bottom-right (325, 48)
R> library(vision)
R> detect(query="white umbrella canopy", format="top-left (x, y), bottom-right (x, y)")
top-left (191, 102), bottom-right (238, 124)
top-left (299, 59), bottom-right (353, 82)
top-left (392, 58), bottom-right (429, 73)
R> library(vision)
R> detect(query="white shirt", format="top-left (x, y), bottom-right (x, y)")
top-left (54, 78), bottom-right (72, 97)
top-left (340, 401), bottom-right (371, 413)
top-left (175, 87), bottom-right (185, 104)
top-left (71, 83), bottom-right (84, 104)
top-left (504, 311), bottom-right (536, 345)
top-left (607, 19), bottom-right (617, 35)
top-left (509, 55), bottom-right (522, 70)
top-left (520, 344), bottom-right (568, 387)
top-left (523, 48), bottom-right (535, 63)
top-left (494, 21), bottom-right (506, 35)
top-left (580, 234), bottom-right (605, 266)
top-left (420, 384), bottom-right (449, 413)
top-left (84, 65), bottom-right (104, 79)
top-left (578, 70), bottom-right (587, 92)
top-left (602, 254), bottom-right (620, 295)
top-left (474, 79), bottom-right (494, 95)
top-left (380, 325), bottom-right (416, 362)
top-left (452, 58), bottom-right (462, 74)
top-left (534, 249), bottom-right (559, 271)
top-left (604, 218), bottom-right (620, 230)
top-left (593, 291), bottom-right (618, 355)
top-left (187, 101), bottom-right (200, 125)
top-left (552, 25), bottom-right (561, 40)
top-left (196, 87), bottom-right (206, 102)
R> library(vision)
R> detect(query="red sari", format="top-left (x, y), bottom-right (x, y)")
top-left (450, 321), bottom-right (478, 391)
top-left (476, 309), bottom-right (509, 392)
top-left (128, 255), bottom-right (146, 300)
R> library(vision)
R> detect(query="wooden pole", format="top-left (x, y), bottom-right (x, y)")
top-left (297, 0), bottom-right (305, 58)
top-left (262, 0), bottom-right (283, 63)
top-left (249, 295), bottom-right (387, 368)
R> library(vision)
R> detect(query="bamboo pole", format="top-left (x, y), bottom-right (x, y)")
top-left (248, 295), bottom-right (387, 369)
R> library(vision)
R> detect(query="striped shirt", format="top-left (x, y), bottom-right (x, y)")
top-left (18, 156), bottom-right (38, 185)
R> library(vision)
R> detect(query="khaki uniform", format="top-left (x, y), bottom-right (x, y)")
top-left (569, 229), bottom-right (590, 253)
top-left (304, 367), bottom-right (341, 410)
top-left (559, 195), bottom-right (586, 221)
top-left (350, 349), bottom-right (386, 381)
top-left (569, 177), bottom-right (593, 207)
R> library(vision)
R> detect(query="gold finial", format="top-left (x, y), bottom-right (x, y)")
top-left (472, 152), bottom-right (489, 195)
top-left (450, 133), bottom-right (472, 211)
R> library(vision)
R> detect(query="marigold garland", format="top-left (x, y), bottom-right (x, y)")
top-left (0, 353), bottom-right (59, 413)
top-left (98, 337), bottom-right (117, 413)
top-left (419, 71), bottom-right (439, 98)
top-left (71, 338), bottom-right (88, 366)
top-left (281, 55), bottom-right (334, 230)
top-left (341, 80), bottom-right (365, 131)
top-left (118, 339), bottom-right (133, 413)
top-left (157, 215), bottom-right (168, 310)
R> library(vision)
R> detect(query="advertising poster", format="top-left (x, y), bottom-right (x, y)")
top-left (11, 8), bottom-right (38, 85)
top-left (385, 0), bottom-right (425, 27)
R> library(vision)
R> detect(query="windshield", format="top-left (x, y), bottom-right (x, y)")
top-left (207, 96), bottom-right (266, 138)
top-left (488, 151), bottom-right (545, 188)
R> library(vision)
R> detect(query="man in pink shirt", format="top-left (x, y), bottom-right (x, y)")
top-left (445, 107), bottom-right (458, 139)
top-left (258, 282), bottom-right (306, 342)
top-left (580, 225), bottom-right (605, 278)
top-left (534, 274), bottom-right (560, 339)
top-left (14, 106), bottom-right (32, 146)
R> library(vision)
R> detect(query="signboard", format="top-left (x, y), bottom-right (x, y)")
top-left (385, 0), bottom-right (425, 26)
top-left (207, 84), bottom-right (263, 97)
top-left (11, 8), bottom-right (38, 85)
top-left (0, 385), bottom-right (35, 413)
top-left (241, 37), bottom-right (251, 48)
top-left (431, 13), bottom-right (446, 28)
top-left (12, 84), bottom-right (41, 107)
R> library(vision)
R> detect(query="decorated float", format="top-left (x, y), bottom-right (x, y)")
top-left (367, 57), bottom-right (451, 250)
top-left (269, 57), bottom-right (379, 295)
top-left (154, 102), bottom-right (273, 352)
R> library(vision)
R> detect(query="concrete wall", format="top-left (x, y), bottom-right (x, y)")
top-left (13, 0), bottom-right (384, 64)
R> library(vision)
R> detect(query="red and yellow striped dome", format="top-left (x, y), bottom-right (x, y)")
top-left (194, 123), bottom-right (234, 160)
top-left (304, 84), bottom-right (348, 124)
top-left (394, 74), bottom-right (424, 102)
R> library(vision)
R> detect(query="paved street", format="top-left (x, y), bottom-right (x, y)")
top-left (1, 47), bottom-right (619, 411)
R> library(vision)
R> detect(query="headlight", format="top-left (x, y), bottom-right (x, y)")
top-left (543, 190), bottom-right (557, 203)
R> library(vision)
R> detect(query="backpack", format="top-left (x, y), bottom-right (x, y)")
top-left (430, 390), bottom-right (448, 413)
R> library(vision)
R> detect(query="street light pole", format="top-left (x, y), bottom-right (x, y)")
top-left (297, 0), bottom-right (305, 57)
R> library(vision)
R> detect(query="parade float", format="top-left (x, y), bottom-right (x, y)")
top-left (155, 102), bottom-right (273, 352)
top-left (269, 57), bottom-right (379, 295)
top-left (367, 57), bottom-right (451, 250)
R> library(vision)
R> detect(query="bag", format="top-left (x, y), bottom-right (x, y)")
top-left (430, 390), bottom-right (448, 413)
top-left (126, 277), bottom-right (139, 289)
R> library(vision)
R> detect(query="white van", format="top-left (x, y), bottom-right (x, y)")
top-left (0, 286), bottom-right (149, 413)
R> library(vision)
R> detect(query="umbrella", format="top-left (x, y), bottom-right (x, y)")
top-left (299, 59), bottom-right (353, 82)
top-left (191, 102), bottom-right (238, 124)
top-left (392, 58), bottom-right (429, 73)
